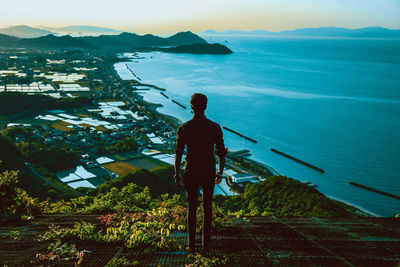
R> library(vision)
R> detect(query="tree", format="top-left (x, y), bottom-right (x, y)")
top-left (243, 176), bottom-right (351, 217)
top-left (0, 165), bottom-right (40, 218)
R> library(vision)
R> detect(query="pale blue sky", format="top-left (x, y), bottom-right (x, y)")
top-left (0, 0), bottom-right (399, 34)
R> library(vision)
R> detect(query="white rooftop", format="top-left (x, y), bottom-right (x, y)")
top-left (96, 157), bottom-right (114, 164)
top-left (67, 180), bottom-right (96, 189)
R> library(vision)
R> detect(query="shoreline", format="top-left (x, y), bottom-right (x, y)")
top-left (327, 195), bottom-right (381, 217)
top-left (114, 53), bottom-right (381, 217)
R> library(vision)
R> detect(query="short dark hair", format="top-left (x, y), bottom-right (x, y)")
top-left (190, 93), bottom-right (207, 111)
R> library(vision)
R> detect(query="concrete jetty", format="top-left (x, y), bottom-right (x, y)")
top-left (132, 87), bottom-right (150, 91)
top-left (228, 149), bottom-right (251, 157)
top-left (350, 182), bottom-right (400, 200)
top-left (160, 92), bottom-right (169, 98)
top-left (222, 126), bottom-right (257, 143)
top-left (171, 99), bottom-right (186, 109)
top-left (140, 83), bottom-right (166, 91)
top-left (125, 64), bottom-right (141, 81)
top-left (270, 148), bottom-right (325, 173)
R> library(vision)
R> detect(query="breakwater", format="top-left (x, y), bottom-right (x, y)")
top-left (171, 99), bottom-right (186, 109)
top-left (140, 83), bottom-right (166, 91)
top-left (132, 87), bottom-right (150, 91)
top-left (222, 126), bottom-right (257, 143)
top-left (227, 149), bottom-right (251, 157)
top-left (270, 148), bottom-right (325, 173)
top-left (125, 64), bottom-right (141, 81)
top-left (160, 92), bottom-right (169, 98)
top-left (349, 182), bottom-right (400, 200)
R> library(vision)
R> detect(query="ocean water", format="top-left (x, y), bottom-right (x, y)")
top-left (115, 36), bottom-right (400, 216)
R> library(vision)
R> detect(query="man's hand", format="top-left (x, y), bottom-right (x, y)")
top-left (174, 174), bottom-right (184, 186)
top-left (215, 173), bottom-right (223, 184)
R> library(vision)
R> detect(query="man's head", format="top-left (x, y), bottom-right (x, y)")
top-left (190, 93), bottom-right (207, 113)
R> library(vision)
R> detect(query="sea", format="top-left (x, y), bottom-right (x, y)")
top-left (115, 35), bottom-right (400, 217)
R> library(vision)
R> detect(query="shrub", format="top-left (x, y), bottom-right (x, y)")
top-left (0, 168), bottom-right (41, 218)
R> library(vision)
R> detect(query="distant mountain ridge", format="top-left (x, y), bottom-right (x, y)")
top-left (44, 25), bottom-right (122, 36)
top-left (0, 25), bottom-right (121, 38)
top-left (0, 31), bottom-right (226, 53)
top-left (0, 25), bottom-right (54, 38)
top-left (203, 27), bottom-right (400, 38)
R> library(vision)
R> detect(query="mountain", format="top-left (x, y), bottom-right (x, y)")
top-left (0, 31), bottom-right (217, 51)
top-left (45, 25), bottom-right (122, 36)
top-left (165, 31), bottom-right (207, 45)
top-left (19, 34), bottom-right (95, 49)
top-left (0, 25), bottom-right (54, 38)
top-left (202, 27), bottom-right (400, 38)
top-left (158, 43), bottom-right (232, 54)
top-left (86, 31), bottom-right (207, 47)
top-left (0, 33), bottom-right (19, 46)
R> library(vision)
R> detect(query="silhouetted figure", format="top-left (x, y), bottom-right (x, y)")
top-left (175, 93), bottom-right (227, 253)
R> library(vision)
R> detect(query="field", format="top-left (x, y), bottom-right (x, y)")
top-left (51, 121), bottom-right (73, 132)
top-left (126, 157), bottom-right (168, 170)
top-left (112, 151), bottom-right (142, 161)
top-left (102, 162), bottom-right (138, 176)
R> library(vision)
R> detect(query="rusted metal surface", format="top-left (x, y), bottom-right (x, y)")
top-left (0, 215), bottom-right (399, 266)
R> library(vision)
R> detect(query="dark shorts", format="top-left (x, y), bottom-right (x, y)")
top-left (184, 173), bottom-right (215, 186)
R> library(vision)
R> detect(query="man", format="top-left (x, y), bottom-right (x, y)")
top-left (174, 93), bottom-right (227, 253)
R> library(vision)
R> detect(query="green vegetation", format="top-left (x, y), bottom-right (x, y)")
top-left (229, 157), bottom-right (273, 178)
top-left (17, 142), bottom-right (77, 172)
top-left (94, 166), bottom-right (184, 197)
top-left (107, 137), bottom-right (137, 154)
top-left (3, 126), bottom-right (34, 141)
top-left (105, 256), bottom-right (139, 266)
top-left (187, 253), bottom-right (228, 267)
top-left (0, 167), bottom-right (40, 218)
top-left (0, 132), bottom-right (78, 201)
top-left (0, 93), bottom-right (91, 115)
top-left (215, 176), bottom-right (356, 217)
top-left (36, 239), bottom-right (90, 264)
top-left (158, 43), bottom-right (233, 55)
top-left (0, 134), bottom-right (25, 170)
top-left (0, 159), bottom-right (363, 266)
top-left (7, 230), bottom-right (21, 240)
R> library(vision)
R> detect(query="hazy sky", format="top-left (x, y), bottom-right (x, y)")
top-left (1, 0), bottom-right (399, 34)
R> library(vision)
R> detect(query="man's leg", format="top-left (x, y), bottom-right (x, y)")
top-left (185, 183), bottom-right (198, 251)
top-left (201, 182), bottom-right (215, 251)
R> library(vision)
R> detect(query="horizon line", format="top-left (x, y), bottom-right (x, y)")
top-left (1, 24), bottom-right (400, 35)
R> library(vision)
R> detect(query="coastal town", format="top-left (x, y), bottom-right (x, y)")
top-left (0, 47), bottom-right (277, 196)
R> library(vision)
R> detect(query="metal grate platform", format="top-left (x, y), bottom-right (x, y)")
top-left (0, 215), bottom-right (399, 266)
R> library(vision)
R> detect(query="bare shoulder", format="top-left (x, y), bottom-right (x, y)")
top-left (206, 118), bottom-right (221, 130)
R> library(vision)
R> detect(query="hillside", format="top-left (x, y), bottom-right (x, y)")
top-left (20, 34), bottom-right (95, 49)
top-left (0, 33), bottom-right (19, 46)
top-left (159, 43), bottom-right (233, 55)
top-left (1, 165), bottom-right (399, 266)
top-left (0, 31), bottom-right (211, 51)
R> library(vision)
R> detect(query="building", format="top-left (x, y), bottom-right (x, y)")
top-left (231, 173), bottom-right (258, 183)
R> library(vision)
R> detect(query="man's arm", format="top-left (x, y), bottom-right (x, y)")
top-left (215, 125), bottom-right (227, 184)
top-left (174, 126), bottom-right (185, 186)
top-left (174, 152), bottom-right (184, 186)
top-left (215, 154), bottom-right (226, 184)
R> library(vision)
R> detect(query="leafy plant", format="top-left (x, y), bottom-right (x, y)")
top-left (36, 239), bottom-right (90, 265)
top-left (186, 253), bottom-right (228, 267)
top-left (8, 230), bottom-right (21, 240)
top-left (0, 168), bottom-right (41, 218)
top-left (105, 256), bottom-right (139, 267)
